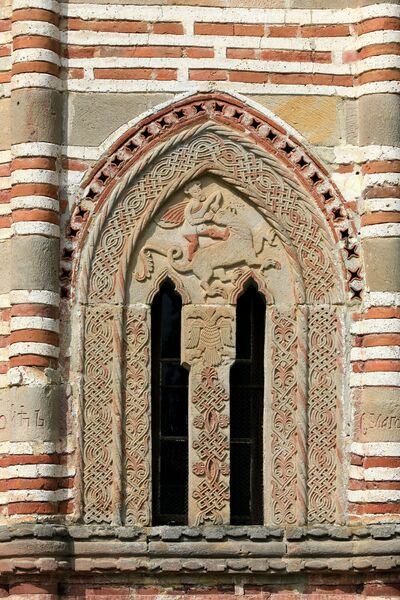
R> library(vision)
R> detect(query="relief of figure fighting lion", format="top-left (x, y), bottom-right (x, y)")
top-left (135, 181), bottom-right (281, 298)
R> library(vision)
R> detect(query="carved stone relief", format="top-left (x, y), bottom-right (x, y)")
top-left (124, 306), bottom-right (151, 526)
top-left (183, 305), bottom-right (235, 525)
top-left (78, 112), bottom-right (347, 528)
top-left (84, 126), bottom-right (342, 306)
top-left (129, 176), bottom-right (293, 306)
top-left (264, 307), bottom-right (308, 526)
top-left (83, 306), bottom-right (114, 524)
top-left (308, 306), bottom-right (342, 523)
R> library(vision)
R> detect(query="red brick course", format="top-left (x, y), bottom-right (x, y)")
top-left (93, 67), bottom-right (177, 80)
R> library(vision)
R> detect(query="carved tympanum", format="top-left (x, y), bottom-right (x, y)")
top-left (134, 180), bottom-right (281, 303)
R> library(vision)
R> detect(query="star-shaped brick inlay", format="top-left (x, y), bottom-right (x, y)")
top-left (296, 156), bottom-right (308, 169)
top-left (350, 287), bottom-right (362, 301)
top-left (281, 142), bottom-right (294, 155)
top-left (332, 207), bottom-right (343, 221)
top-left (345, 244), bottom-right (359, 259)
top-left (322, 190), bottom-right (334, 202)
top-left (348, 267), bottom-right (362, 283)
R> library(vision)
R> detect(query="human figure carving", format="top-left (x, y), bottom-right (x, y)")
top-left (135, 183), bottom-right (280, 297)
top-left (156, 181), bottom-right (229, 260)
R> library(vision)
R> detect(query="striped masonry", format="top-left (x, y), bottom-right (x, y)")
top-left (0, 0), bottom-right (399, 524)
top-left (5, 0), bottom-right (63, 520)
top-left (0, 452), bottom-right (74, 516)
top-left (349, 293), bottom-right (400, 518)
top-left (0, 3), bottom-right (11, 87)
top-left (53, 3), bottom-right (400, 95)
top-left (349, 443), bottom-right (400, 519)
top-left (10, 0), bottom-right (61, 370)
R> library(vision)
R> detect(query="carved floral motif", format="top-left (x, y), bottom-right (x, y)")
top-left (124, 307), bottom-right (151, 526)
top-left (269, 309), bottom-right (298, 525)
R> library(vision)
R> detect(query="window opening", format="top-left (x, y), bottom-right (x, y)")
top-left (230, 282), bottom-right (265, 524)
top-left (151, 281), bottom-right (188, 524)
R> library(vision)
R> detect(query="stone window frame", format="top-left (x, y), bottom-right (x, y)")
top-left (67, 93), bottom-right (363, 529)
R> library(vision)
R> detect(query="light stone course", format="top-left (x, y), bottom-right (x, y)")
top-left (363, 238), bottom-right (400, 291)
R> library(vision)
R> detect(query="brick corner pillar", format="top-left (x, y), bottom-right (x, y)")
top-left (349, 3), bottom-right (400, 521)
top-left (5, 0), bottom-right (63, 520)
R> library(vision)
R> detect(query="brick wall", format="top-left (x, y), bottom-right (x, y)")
top-left (0, 0), bottom-right (399, 591)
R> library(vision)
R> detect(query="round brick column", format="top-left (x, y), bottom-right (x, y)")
top-left (4, 0), bottom-right (63, 519)
top-left (349, 8), bottom-right (400, 521)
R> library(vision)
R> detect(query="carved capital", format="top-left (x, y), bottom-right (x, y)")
top-left (182, 305), bottom-right (235, 368)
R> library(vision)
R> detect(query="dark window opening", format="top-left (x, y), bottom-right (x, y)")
top-left (230, 282), bottom-right (265, 525)
top-left (151, 281), bottom-right (188, 525)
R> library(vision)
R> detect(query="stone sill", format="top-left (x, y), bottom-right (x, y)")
top-left (0, 525), bottom-right (399, 576)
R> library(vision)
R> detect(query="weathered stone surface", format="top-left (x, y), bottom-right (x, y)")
top-left (359, 94), bottom-right (400, 147)
top-left (12, 236), bottom-right (59, 291)
top-left (343, 99), bottom-right (358, 144)
top-left (11, 89), bottom-right (61, 144)
top-left (0, 385), bottom-right (60, 442)
top-left (354, 387), bottom-right (400, 443)
top-left (0, 239), bottom-right (10, 294)
top-left (252, 95), bottom-right (339, 146)
top-left (66, 92), bottom-right (173, 146)
top-left (363, 238), bottom-right (400, 292)
top-left (0, 98), bottom-right (10, 150)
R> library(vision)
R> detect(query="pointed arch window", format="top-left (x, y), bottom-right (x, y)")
top-left (230, 283), bottom-right (265, 525)
top-left (151, 281), bottom-right (189, 525)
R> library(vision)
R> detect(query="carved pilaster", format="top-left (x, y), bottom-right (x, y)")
top-left (308, 306), bottom-right (342, 524)
top-left (83, 306), bottom-right (114, 524)
top-left (182, 305), bottom-right (235, 526)
top-left (264, 306), bottom-right (308, 526)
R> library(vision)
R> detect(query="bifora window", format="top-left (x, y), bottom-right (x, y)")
top-left (151, 279), bottom-right (265, 526)
top-left (81, 102), bottom-right (346, 528)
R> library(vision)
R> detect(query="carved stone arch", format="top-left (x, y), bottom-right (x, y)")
top-left (71, 93), bottom-right (362, 528)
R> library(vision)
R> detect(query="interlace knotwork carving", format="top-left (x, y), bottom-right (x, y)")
top-left (308, 306), bottom-right (340, 523)
top-left (83, 306), bottom-right (114, 523)
top-left (86, 131), bottom-right (342, 306)
top-left (269, 308), bottom-right (298, 525)
top-left (124, 307), bottom-right (151, 526)
top-left (77, 114), bottom-right (348, 528)
top-left (191, 367), bottom-right (230, 525)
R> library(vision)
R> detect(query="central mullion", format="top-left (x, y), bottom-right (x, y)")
top-left (182, 305), bottom-right (235, 526)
